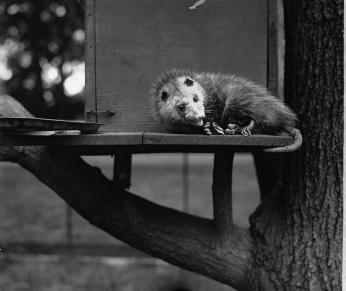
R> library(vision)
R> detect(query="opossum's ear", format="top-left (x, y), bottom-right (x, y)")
top-left (161, 91), bottom-right (169, 101)
top-left (184, 78), bottom-right (194, 87)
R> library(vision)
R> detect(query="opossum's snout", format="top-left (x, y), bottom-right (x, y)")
top-left (190, 116), bottom-right (204, 126)
top-left (186, 113), bottom-right (204, 126)
top-left (176, 101), bottom-right (205, 127)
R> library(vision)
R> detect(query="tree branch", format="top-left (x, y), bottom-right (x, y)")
top-left (0, 95), bottom-right (254, 291)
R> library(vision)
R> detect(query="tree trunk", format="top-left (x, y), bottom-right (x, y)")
top-left (249, 1), bottom-right (343, 290)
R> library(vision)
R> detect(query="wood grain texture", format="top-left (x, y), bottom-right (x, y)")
top-left (0, 117), bottom-right (101, 133)
top-left (85, 0), bottom-right (97, 122)
top-left (267, 0), bottom-right (284, 99)
top-left (91, 0), bottom-right (267, 132)
top-left (0, 132), bottom-right (293, 148)
top-left (0, 132), bottom-right (144, 146)
top-left (143, 132), bottom-right (292, 146)
top-left (277, 0), bottom-right (285, 100)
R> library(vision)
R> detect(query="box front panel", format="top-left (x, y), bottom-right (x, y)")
top-left (93, 0), bottom-right (267, 131)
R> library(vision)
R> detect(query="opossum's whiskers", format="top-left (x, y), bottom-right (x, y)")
top-left (204, 109), bottom-right (223, 113)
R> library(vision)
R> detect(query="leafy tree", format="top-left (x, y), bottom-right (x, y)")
top-left (0, 0), bottom-right (85, 119)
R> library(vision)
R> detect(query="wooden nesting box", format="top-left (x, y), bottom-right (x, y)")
top-left (0, 0), bottom-right (289, 152)
top-left (85, 0), bottom-right (280, 133)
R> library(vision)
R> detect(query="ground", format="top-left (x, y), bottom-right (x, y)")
top-left (0, 153), bottom-right (259, 291)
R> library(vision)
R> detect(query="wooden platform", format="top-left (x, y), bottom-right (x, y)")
top-left (0, 132), bottom-right (293, 154)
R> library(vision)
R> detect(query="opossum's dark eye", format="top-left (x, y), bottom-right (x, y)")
top-left (184, 78), bottom-right (194, 87)
top-left (193, 95), bottom-right (199, 102)
top-left (161, 91), bottom-right (168, 101)
top-left (178, 103), bottom-right (186, 111)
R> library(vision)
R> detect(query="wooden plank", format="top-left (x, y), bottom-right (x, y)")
top-left (267, 0), bottom-right (284, 99)
top-left (0, 132), bottom-right (293, 154)
top-left (85, 0), bottom-right (97, 122)
top-left (50, 145), bottom-right (287, 155)
top-left (143, 132), bottom-right (292, 147)
top-left (94, 0), bottom-right (267, 132)
top-left (0, 132), bottom-right (143, 146)
top-left (277, 0), bottom-right (285, 100)
top-left (0, 132), bottom-right (292, 147)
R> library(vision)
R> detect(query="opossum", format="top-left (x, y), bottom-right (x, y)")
top-left (151, 69), bottom-right (302, 153)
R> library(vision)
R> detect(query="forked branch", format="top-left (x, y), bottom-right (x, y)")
top-left (0, 95), bottom-right (254, 290)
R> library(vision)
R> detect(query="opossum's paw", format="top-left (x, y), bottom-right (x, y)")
top-left (203, 121), bottom-right (224, 135)
top-left (225, 129), bottom-right (236, 135)
top-left (240, 120), bottom-right (255, 136)
top-left (227, 123), bottom-right (239, 130)
top-left (225, 123), bottom-right (240, 135)
top-left (211, 122), bottom-right (224, 135)
top-left (241, 126), bottom-right (252, 136)
top-left (203, 122), bottom-right (212, 135)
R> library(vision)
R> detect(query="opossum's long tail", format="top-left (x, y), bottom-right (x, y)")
top-left (263, 127), bottom-right (302, 153)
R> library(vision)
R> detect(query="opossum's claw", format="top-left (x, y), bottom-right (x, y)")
top-left (202, 121), bottom-right (225, 135)
top-left (240, 120), bottom-right (255, 136)
top-left (203, 122), bottom-right (212, 135)
top-left (225, 128), bottom-right (236, 135)
top-left (241, 128), bottom-right (248, 136)
top-left (203, 128), bottom-right (212, 135)
top-left (241, 127), bottom-right (251, 136)
top-left (225, 123), bottom-right (240, 135)
top-left (211, 122), bottom-right (225, 135)
top-left (227, 123), bottom-right (239, 130)
top-left (241, 120), bottom-right (255, 136)
top-left (203, 121), bottom-right (211, 128)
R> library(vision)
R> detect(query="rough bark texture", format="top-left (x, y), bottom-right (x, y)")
top-left (0, 95), bottom-right (254, 291)
top-left (250, 1), bottom-right (343, 290)
top-left (0, 1), bottom-right (342, 290)
top-left (0, 139), bottom-right (254, 291)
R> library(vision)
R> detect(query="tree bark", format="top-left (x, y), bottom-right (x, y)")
top-left (249, 1), bottom-right (343, 290)
top-left (0, 95), bottom-right (254, 291)
top-left (0, 1), bottom-right (342, 290)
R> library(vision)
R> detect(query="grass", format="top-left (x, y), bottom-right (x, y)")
top-left (0, 153), bottom-right (260, 290)
top-left (0, 255), bottom-right (233, 291)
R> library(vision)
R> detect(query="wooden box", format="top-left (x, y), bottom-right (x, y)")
top-left (85, 0), bottom-right (278, 133)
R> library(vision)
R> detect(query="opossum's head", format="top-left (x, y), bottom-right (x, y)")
top-left (152, 70), bottom-right (206, 129)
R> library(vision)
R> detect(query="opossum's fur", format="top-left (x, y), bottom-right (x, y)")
top-left (197, 72), bottom-right (297, 132)
top-left (151, 69), bottom-right (207, 133)
top-left (151, 69), bottom-right (302, 152)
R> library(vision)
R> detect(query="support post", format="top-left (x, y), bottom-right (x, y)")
top-left (212, 151), bottom-right (234, 237)
top-left (252, 0), bottom-right (284, 200)
top-left (113, 152), bottom-right (132, 189)
top-left (182, 153), bottom-right (189, 213)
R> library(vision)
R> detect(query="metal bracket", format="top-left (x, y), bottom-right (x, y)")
top-left (86, 109), bottom-right (115, 117)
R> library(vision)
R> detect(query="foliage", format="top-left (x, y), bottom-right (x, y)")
top-left (0, 0), bottom-right (85, 118)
